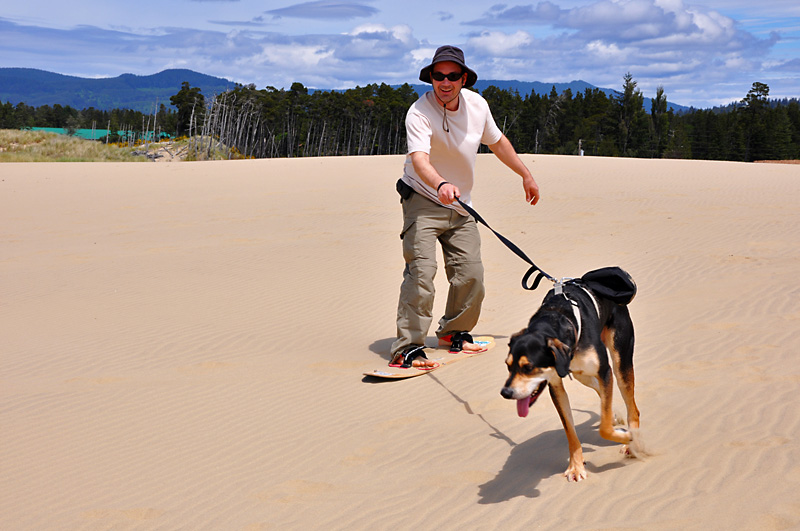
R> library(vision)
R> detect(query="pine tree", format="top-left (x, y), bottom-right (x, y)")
top-left (169, 82), bottom-right (205, 137)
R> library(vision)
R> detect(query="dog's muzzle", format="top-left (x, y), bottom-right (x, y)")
top-left (501, 380), bottom-right (547, 418)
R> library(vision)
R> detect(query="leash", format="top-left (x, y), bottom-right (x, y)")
top-left (456, 199), bottom-right (555, 290)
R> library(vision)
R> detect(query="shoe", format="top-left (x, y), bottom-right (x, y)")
top-left (389, 345), bottom-right (439, 370)
top-left (440, 332), bottom-right (487, 354)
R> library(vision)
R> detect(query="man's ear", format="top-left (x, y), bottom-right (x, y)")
top-left (548, 338), bottom-right (572, 378)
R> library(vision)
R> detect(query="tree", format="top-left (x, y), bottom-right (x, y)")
top-left (786, 100), bottom-right (800, 159)
top-left (651, 86), bottom-right (669, 158)
top-left (740, 82), bottom-right (769, 161)
top-left (65, 114), bottom-right (81, 136)
top-left (764, 106), bottom-right (794, 160)
top-left (170, 82), bottom-right (205, 137)
top-left (542, 86), bottom-right (564, 152)
top-left (0, 101), bottom-right (18, 128)
top-left (616, 73), bottom-right (648, 156)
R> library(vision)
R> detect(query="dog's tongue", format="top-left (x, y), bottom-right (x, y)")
top-left (517, 398), bottom-right (530, 418)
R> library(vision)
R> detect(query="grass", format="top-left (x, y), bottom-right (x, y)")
top-left (181, 135), bottom-right (250, 161)
top-left (0, 129), bottom-right (146, 162)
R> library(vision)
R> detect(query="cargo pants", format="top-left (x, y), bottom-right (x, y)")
top-left (391, 191), bottom-right (485, 357)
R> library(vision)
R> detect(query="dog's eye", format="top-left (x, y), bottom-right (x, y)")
top-left (523, 363), bottom-right (535, 373)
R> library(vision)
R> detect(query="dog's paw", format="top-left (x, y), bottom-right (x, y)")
top-left (564, 462), bottom-right (587, 482)
top-left (621, 428), bottom-right (645, 458)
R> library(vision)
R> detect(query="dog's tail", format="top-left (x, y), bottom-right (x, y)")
top-left (580, 267), bottom-right (637, 305)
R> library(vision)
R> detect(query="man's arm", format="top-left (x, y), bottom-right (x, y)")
top-left (410, 151), bottom-right (460, 205)
top-left (488, 134), bottom-right (540, 205)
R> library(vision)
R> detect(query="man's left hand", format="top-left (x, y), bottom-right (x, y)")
top-left (523, 176), bottom-right (540, 205)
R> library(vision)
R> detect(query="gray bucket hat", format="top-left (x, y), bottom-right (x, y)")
top-left (419, 45), bottom-right (478, 88)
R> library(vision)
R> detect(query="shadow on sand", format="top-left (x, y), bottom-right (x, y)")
top-left (365, 337), bottom-right (627, 500)
top-left (477, 410), bottom-right (627, 503)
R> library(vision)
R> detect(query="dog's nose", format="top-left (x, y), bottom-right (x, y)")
top-left (500, 387), bottom-right (514, 399)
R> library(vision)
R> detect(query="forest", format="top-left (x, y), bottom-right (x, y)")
top-left (1, 75), bottom-right (798, 162)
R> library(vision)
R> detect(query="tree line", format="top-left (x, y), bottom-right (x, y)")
top-left (0, 101), bottom-right (179, 143)
top-left (2, 75), bottom-right (798, 162)
top-left (474, 77), bottom-right (798, 161)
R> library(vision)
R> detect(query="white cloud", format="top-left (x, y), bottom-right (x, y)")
top-left (0, 0), bottom-right (797, 108)
top-left (346, 23), bottom-right (415, 46)
top-left (265, 1), bottom-right (378, 20)
top-left (585, 40), bottom-right (627, 60)
top-left (469, 31), bottom-right (534, 56)
top-left (255, 43), bottom-right (334, 69)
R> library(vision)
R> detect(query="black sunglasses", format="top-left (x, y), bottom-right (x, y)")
top-left (431, 71), bottom-right (464, 82)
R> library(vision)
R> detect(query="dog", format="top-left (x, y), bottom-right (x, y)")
top-left (500, 268), bottom-right (640, 482)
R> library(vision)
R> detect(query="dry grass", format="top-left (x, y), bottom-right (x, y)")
top-left (181, 135), bottom-right (250, 161)
top-left (0, 129), bottom-right (146, 162)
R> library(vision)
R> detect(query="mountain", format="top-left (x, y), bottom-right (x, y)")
top-left (1, 68), bottom-right (690, 114)
top-left (406, 79), bottom-right (689, 113)
top-left (0, 68), bottom-right (236, 112)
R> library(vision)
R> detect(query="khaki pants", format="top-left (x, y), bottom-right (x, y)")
top-left (392, 192), bottom-right (484, 356)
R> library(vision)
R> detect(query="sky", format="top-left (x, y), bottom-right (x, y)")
top-left (1, 0), bottom-right (798, 108)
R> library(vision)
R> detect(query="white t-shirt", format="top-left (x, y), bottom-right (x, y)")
top-left (402, 90), bottom-right (503, 215)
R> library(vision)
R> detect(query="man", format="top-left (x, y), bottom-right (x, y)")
top-left (390, 45), bottom-right (540, 369)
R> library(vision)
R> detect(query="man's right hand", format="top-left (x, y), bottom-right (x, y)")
top-left (437, 182), bottom-right (460, 205)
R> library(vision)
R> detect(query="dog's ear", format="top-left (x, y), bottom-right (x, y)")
top-left (548, 338), bottom-right (572, 378)
top-left (508, 328), bottom-right (527, 350)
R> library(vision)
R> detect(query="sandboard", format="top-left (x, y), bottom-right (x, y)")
top-left (363, 336), bottom-right (496, 380)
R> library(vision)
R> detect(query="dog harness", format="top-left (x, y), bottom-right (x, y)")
top-left (555, 278), bottom-right (601, 349)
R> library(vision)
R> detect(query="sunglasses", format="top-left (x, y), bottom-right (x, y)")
top-left (431, 71), bottom-right (464, 82)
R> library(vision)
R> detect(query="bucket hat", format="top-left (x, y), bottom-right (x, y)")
top-left (419, 45), bottom-right (478, 88)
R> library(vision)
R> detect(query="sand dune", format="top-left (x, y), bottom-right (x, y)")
top-left (2, 155), bottom-right (799, 529)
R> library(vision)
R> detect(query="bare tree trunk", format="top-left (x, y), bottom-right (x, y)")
top-left (317, 121), bottom-right (326, 157)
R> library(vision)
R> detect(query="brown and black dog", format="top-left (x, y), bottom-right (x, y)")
top-left (500, 269), bottom-right (640, 482)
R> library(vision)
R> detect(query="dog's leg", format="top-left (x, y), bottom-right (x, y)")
top-left (548, 380), bottom-right (587, 482)
top-left (596, 365), bottom-right (634, 445)
top-left (570, 343), bottom-right (632, 445)
top-left (602, 311), bottom-right (640, 430)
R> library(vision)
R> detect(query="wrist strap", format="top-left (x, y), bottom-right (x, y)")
top-left (437, 181), bottom-right (449, 191)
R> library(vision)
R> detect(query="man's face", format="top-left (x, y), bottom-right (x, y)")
top-left (431, 60), bottom-right (466, 108)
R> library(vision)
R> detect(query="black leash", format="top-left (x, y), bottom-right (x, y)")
top-left (457, 199), bottom-right (554, 290)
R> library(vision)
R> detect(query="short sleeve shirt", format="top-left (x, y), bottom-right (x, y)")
top-left (402, 89), bottom-right (502, 215)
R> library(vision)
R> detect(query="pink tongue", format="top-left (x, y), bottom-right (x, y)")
top-left (517, 398), bottom-right (530, 418)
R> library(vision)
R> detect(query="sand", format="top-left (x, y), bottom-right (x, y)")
top-left (1, 155), bottom-right (799, 529)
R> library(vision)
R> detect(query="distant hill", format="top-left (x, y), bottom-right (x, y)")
top-left (0, 68), bottom-right (236, 112)
top-left (406, 79), bottom-right (689, 113)
top-left (1, 67), bottom-right (689, 114)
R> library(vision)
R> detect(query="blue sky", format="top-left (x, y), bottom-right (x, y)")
top-left (1, 0), bottom-right (798, 108)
